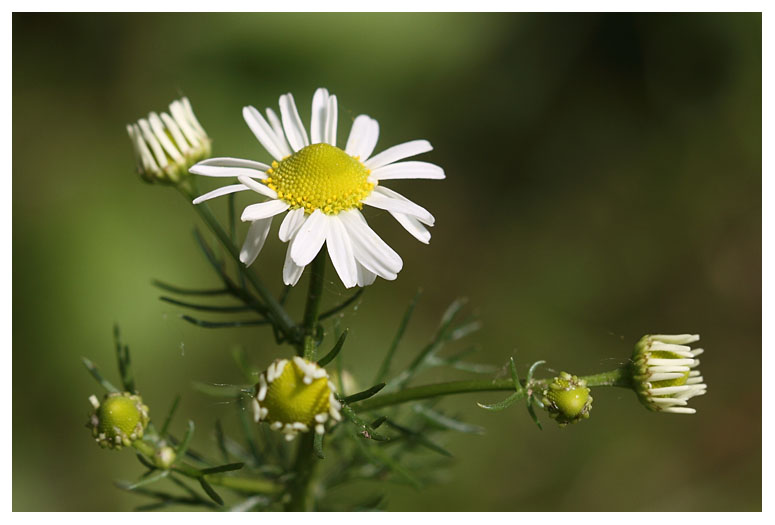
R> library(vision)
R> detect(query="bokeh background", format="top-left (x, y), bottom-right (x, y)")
top-left (13, 12), bottom-right (761, 511)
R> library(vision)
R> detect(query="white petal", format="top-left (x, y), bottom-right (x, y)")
top-left (355, 261), bottom-right (377, 287)
top-left (373, 186), bottom-right (435, 226)
top-left (283, 244), bottom-right (305, 286)
top-left (197, 157), bottom-right (271, 171)
top-left (128, 124), bottom-right (159, 172)
top-left (290, 209), bottom-right (328, 266)
top-left (138, 118), bottom-right (167, 167)
top-left (192, 183), bottom-right (250, 204)
top-left (326, 217), bottom-right (357, 288)
top-left (189, 164), bottom-right (267, 179)
top-left (243, 106), bottom-right (288, 161)
top-left (279, 93), bottom-right (309, 152)
top-left (240, 218), bottom-right (273, 266)
top-left (160, 112), bottom-right (192, 155)
top-left (181, 97), bottom-right (207, 137)
top-left (365, 139), bottom-right (433, 169)
top-left (149, 112), bottom-right (184, 161)
top-left (370, 161), bottom-right (445, 181)
top-left (345, 115), bottom-right (379, 160)
top-left (240, 199), bottom-right (289, 222)
top-left (237, 175), bottom-right (278, 199)
top-left (390, 212), bottom-right (430, 244)
top-left (170, 100), bottom-right (202, 146)
top-left (338, 210), bottom-right (402, 278)
top-left (279, 207), bottom-right (306, 242)
top-left (310, 88), bottom-right (329, 144)
top-left (362, 191), bottom-right (435, 225)
top-left (265, 108), bottom-right (292, 157)
top-left (325, 95), bottom-right (338, 146)
top-left (662, 407), bottom-right (696, 414)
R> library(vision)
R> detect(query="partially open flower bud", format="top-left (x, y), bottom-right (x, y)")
top-left (126, 97), bottom-right (211, 184)
top-left (541, 372), bottom-right (592, 426)
top-left (87, 392), bottom-right (150, 450)
top-left (631, 334), bottom-right (707, 414)
top-left (252, 357), bottom-right (341, 441)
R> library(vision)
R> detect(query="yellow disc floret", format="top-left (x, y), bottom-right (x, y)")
top-left (253, 357), bottom-right (342, 441)
top-left (264, 143), bottom-right (374, 215)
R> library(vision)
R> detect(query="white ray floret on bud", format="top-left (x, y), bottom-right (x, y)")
top-left (631, 334), bottom-right (707, 414)
top-left (127, 97), bottom-right (211, 184)
top-left (252, 357), bottom-right (341, 441)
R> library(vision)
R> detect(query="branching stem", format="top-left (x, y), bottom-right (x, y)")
top-left (353, 366), bottom-right (632, 412)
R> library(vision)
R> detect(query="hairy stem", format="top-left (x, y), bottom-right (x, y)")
top-left (353, 366), bottom-right (632, 412)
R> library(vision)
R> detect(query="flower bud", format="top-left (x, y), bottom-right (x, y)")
top-left (631, 334), bottom-right (707, 414)
top-left (252, 357), bottom-right (341, 441)
top-left (541, 372), bottom-right (592, 426)
top-left (155, 445), bottom-right (177, 469)
top-left (87, 392), bottom-right (150, 450)
top-left (126, 97), bottom-right (211, 184)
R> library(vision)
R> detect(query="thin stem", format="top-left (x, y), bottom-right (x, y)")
top-left (177, 183), bottom-right (297, 341)
top-left (132, 441), bottom-right (281, 495)
top-left (203, 473), bottom-right (281, 495)
top-left (286, 250), bottom-right (328, 511)
top-left (286, 433), bottom-right (318, 511)
top-left (353, 366), bottom-right (632, 412)
top-left (299, 250), bottom-right (327, 359)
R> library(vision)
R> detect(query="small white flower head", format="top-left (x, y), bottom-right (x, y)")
top-left (253, 357), bottom-right (341, 441)
top-left (87, 392), bottom-right (150, 450)
top-left (127, 97), bottom-right (211, 184)
top-left (631, 334), bottom-right (707, 414)
top-left (540, 372), bottom-right (593, 426)
top-left (189, 87), bottom-right (445, 288)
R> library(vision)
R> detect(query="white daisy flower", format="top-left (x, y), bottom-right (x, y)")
top-left (189, 88), bottom-right (444, 288)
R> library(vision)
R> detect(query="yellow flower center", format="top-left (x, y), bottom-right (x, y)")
top-left (262, 360), bottom-right (332, 426)
top-left (263, 143), bottom-right (374, 215)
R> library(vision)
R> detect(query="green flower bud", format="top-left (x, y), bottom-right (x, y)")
top-left (252, 357), bottom-right (342, 441)
top-left (541, 372), bottom-right (592, 426)
top-left (631, 334), bottom-right (706, 414)
top-left (87, 392), bottom-right (150, 450)
top-left (126, 97), bottom-right (211, 184)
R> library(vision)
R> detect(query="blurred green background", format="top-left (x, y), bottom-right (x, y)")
top-left (13, 12), bottom-right (761, 511)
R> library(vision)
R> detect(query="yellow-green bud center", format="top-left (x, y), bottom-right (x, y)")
top-left (262, 360), bottom-right (331, 426)
top-left (263, 143), bottom-right (374, 215)
top-left (541, 372), bottom-right (593, 426)
top-left (98, 396), bottom-right (142, 436)
top-left (650, 350), bottom-right (690, 389)
top-left (88, 392), bottom-right (149, 450)
top-left (547, 387), bottom-right (590, 418)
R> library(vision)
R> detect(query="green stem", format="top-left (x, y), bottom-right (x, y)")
top-left (203, 473), bottom-right (281, 494)
top-left (132, 441), bottom-right (281, 494)
top-left (286, 250), bottom-right (327, 511)
top-left (286, 433), bottom-right (318, 511)
top-left (299, 250), bottom-right (327, 359)
top-left (353, 366), bottom-right (632, 412)
top-left (177, 183), bottom-right (297, 341)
